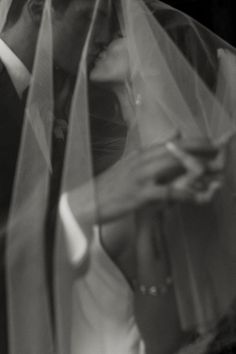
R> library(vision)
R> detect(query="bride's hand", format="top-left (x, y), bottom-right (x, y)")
top-left (65, 142), bottom-right (212, 225)
top-left (90, 37), bottom-right (130, 85)
top-left (167, 139), bottom-right (225, 204)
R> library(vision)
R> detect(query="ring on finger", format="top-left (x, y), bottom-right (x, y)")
top-left (165, 142), bottom-right (203, 175)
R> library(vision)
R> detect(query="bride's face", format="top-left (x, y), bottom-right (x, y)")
top-left (90, 37), bottom-right (130, 83)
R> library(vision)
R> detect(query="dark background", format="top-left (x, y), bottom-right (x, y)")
top-left (164, 0), bottom-right (236, 45)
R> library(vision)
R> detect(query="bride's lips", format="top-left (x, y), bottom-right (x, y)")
top-left (87, 51), bottom-right (100, 66)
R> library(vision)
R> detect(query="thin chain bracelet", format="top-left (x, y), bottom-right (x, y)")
top-left (137, 276), bottom-right (173, 296)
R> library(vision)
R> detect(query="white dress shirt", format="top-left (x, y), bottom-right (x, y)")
top-left (0, 38), bottom-right (30, 97)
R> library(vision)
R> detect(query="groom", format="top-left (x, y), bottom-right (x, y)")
top-left (0, 0), bottom-right (113, 352)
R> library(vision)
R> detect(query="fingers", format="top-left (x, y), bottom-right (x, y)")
top-left (165, 142), bottom-right (203, 175)
top-left (166, 141), bottom-right (225, 189)
top-left (193, 180), bottom-right (222, 204)
top-left (143, 183), bottom-right (195, 204)
top-left (137, 137), bottom-right (226, 179)
top-left (136, 141), bottom-right (220, 204)
top-left (172, 138), bottom-right (227, 175)
top-left (142, 169), bottom-right (221, 206)
top-left (139, 155), bottom-right (185, 183)
top-left (173, 171), bottom-right (222, 203)
top-left (207, 150), bottom-right (225, 173)
top-left (137, 142), bottom-right (200, 183)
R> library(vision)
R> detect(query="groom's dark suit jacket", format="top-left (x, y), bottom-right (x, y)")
top-left (0, 60), bottom-right (78, 354)
top-left (0, 56), bottom-right (128, 353)
top-left (0, 59), bottom-right (61, 353)
top-left (0, 60), bottom-right (25, 354)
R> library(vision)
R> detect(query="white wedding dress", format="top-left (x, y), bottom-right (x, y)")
top-left (60, 196), bottom-right (143, 354)
top-left (70, 229), bottom-right (143, 354)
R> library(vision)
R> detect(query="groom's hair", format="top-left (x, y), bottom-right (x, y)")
top-left (4, 0), bottom-right (76, 29)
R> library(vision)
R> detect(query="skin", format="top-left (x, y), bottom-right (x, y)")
top-left (90, 37), bottom-right (130, 83)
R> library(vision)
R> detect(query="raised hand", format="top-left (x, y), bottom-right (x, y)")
top-left (65, 141), bottom-right (214, 225)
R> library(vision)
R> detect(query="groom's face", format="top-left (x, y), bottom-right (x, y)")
top-left (53, 0), bottom-right (112, 75)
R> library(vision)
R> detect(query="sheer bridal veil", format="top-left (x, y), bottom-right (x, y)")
top-left (0, 0), bottom-right (236, 353)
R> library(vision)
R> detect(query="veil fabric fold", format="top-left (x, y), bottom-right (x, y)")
top-left (6, 0), bottom-right (54, 352)
top-left (55, 1), bottom-right (106, 352)
top-left (0, 0), bottom-right (12, 32)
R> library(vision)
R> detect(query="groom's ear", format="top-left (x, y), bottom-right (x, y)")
top-left (27, 0), bottom-right (45, 25)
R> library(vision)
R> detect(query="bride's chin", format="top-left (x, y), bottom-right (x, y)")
top-left (90, 62), bottom-right (126, 83)
top-left (90, 71), bottom-right (105, 82)
top-left (90, 67), bottom-right (110, 82)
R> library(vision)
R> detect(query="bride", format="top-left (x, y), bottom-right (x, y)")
top-left (68, 37), bottom-right (206, 354)
top-left (72, 3), bottom-right (236, 354)
top-left (68, 35), bottom-right (230, 354)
